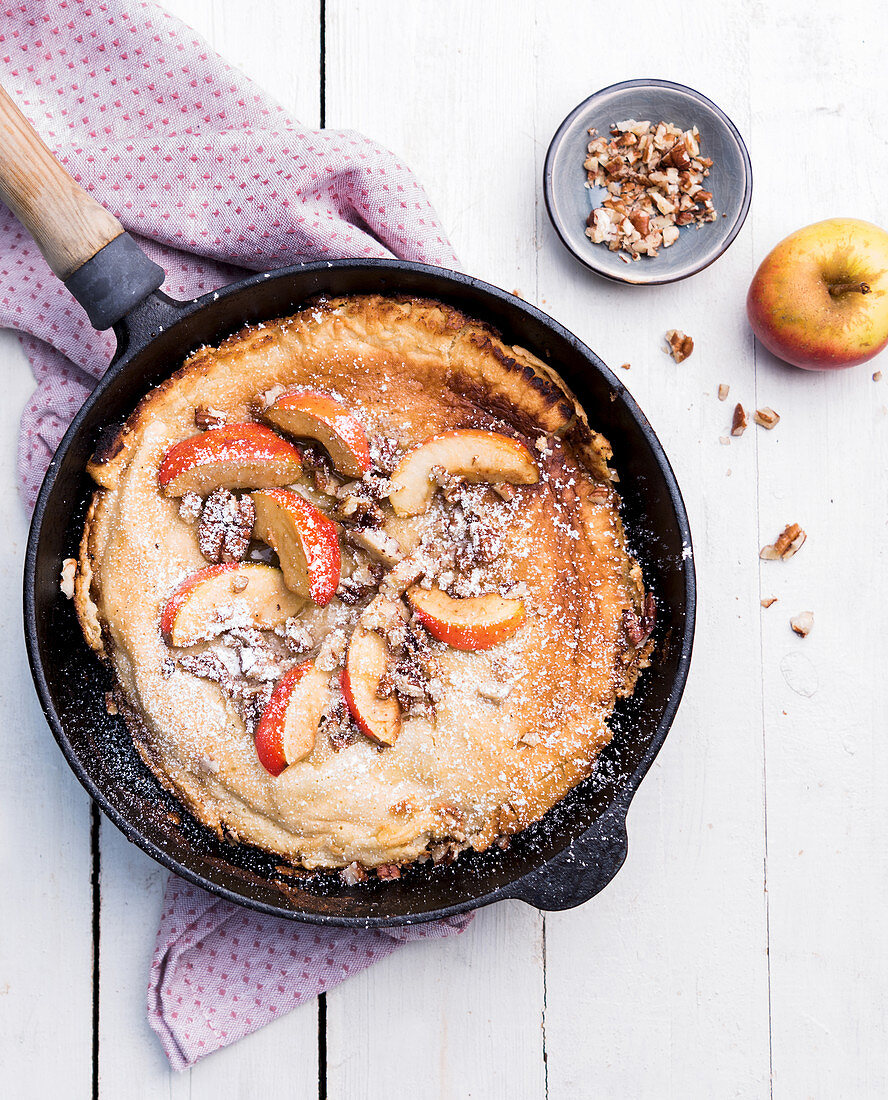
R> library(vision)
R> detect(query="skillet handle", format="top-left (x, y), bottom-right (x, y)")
top-left (0, 84), bottom-right (164, 328)
top-left (501, 800), bottom-right (630, 912)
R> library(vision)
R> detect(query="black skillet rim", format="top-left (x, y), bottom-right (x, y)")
top-left (23, 258), bottom-right (696, 926)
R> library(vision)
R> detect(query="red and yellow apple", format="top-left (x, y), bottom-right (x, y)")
top-left (160, 562), bottom-right (303, 647)
top-left (253, 660), bottom-right (331, 775)
top-left (389, 429), bottom-right (539, 515)
top-left (158, 423), bottom-right (302, 496)
top-left (747, 218), bottom-right (888, 370)
top-left (407, 586), bottom-right (526, 650)
top-left (263, 390), bottom-right (371, 478)
top-left (251, 488), bottom-right (341, 605)
top-left (341, 624), bottom-right (400, 746)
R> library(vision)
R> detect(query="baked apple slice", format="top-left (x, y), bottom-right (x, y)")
top-left (251, 488), bottom-right (341, 605)
top-left (158, 423), bottom-right (302, 497)
top-left (161, 563), bottom-right (303, 647)
top-left (263, 391), bottom-right (371, 477)
top-left (407, 585), bottom-right (526, 650)
top-left (341, 625), bottom-right (400, 747)
top-left (388, 429), bottom-right (538, 515)
top-left (253, 660), bottom-right (331, 775)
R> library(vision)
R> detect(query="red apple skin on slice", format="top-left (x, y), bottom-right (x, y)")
top-left (264, 391), bottom-right (371, 478)
top-left (251, 488), bottom-right (341, 605)
top-left (161, 563), bottom-right (303, 647)
top-left (253, 661), bottom-right (331, 776)
top-left (407, 586), bottom-right (526, 651)
top-left (389, 429), bottom-right (539, 515)
top-left (158, 423), bottom-right (302, 497)
top-left (341, 627), bottom-right (400, 747)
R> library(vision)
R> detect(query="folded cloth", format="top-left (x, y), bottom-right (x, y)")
top-left (2, 0), bottom-right (458, 509)
top-left (150, 879), bottom-right (473, 1072)
top-left (1, 0), bottom-right (469, 1070)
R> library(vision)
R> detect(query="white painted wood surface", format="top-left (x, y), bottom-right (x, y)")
top-left (1, 1), bottom-right (886, 1097)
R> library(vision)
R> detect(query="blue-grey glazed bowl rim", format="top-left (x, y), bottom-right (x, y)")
top-left (543, 77), bottom-right (753, 285)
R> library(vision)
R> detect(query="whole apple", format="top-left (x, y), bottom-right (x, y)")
top-left (746, 218), bottom-right (888, 370)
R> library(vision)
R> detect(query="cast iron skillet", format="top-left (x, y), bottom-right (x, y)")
top-left (3, 85), bottom-right (695, 926)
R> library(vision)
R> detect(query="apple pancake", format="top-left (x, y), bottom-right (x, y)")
top-left (73, 294), bottom-right (654, 874)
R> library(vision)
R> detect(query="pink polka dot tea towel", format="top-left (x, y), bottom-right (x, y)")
top-left (1, 0), bottom-right (468, 1071)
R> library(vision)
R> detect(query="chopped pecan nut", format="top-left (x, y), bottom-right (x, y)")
top-left (337, 560), bottom-right (385, 605)
top-left (429, 840), bottom-right (469, 865)
top-left (754, 407), bottom-right (780, 429)
top-left (382, 554), bottom-right (434, 597)
top-left (178, 491), bottom-right (203, 523)
top-left (376, 671), bottom-right (396, 700)
top-left (346, 527), bottom-right (403, 566)
top-left (760, 523), bottom-right (806, 561)
top-left (178, 651), bottom-right (236, 687)
top-left (360, 594), bottom-right (410, 644)
top-left (760, 596), bottom-right (778, 608)
top-left (717, 383), bottom-right (730, 401)
top-left (662, 139), bottom-right (691, 170)
top-left (369, 435), bottom-right (402, 474)
top-left (320, 694), bottom-right (358, 751)
top-left (731, 403), bottom-right (748, 436)
top-left (790, 611), bottom-right (814, 637)
top-left (376, 863), bottom-right (401, 880)
top-left (274, 617), bottom-right (314, 653)
top-left (315, 627), bottom-right (349, 672)
top-left (583, 121), bottom-right (716, 260)
top-left (360, 472), bottom-right (394, 500)
top-left (665, 329), bottom-right (694, 363)
top-left (194, 404), bottom-right (227, 430)
top-left (478, 679), bottom-right (514, 704)
top-left (60, 558), bottom-right (77, 599)
top-left (340, 862), bottom-right (368, 885)
top-left (252, 384), bottom-right (285, 414)
top-left (198, 489), bottom-right (255, 563)
top-left (335, 495), bottom-right (384, 528)
top-left (300, 445), bottom-right (340, 496)
top-left (622, 591), bottom-right (656, 647)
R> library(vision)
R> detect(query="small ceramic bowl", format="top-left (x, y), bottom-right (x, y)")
top-left (543, 78), bottom-right (752, 285)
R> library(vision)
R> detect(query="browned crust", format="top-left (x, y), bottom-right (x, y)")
top-left (86, 294), bottom-right (617, 490)
top-left (74, 492), bottom-right (105, 655)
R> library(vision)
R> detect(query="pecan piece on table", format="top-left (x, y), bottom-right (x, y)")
top-left (760, 523), bottom-right (806, 561)
top-left (753, 406), bottom-right (780, 429)
top-left (731, 403), bottom-right (748, 437)
top-left (790, 611), bottom-right (814, 637)
top-left (665, 329), bottom-right (694, 363)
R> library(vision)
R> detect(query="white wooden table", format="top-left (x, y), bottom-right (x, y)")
top-left (2, 2), bottom-right (886, 1096)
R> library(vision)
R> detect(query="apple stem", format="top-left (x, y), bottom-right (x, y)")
top-left (828, 280), bottom-right (871, 297)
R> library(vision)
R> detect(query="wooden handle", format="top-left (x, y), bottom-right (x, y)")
top-left (0, 83), bottom-right (124, 280)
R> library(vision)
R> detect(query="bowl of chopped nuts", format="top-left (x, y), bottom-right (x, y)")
top-left (543, 78), bottom-right (752, 284)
